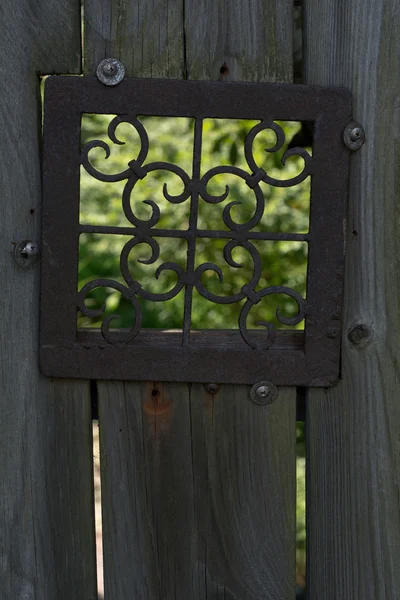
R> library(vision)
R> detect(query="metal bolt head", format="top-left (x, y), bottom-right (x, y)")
top-left (343, 121), bottom-right (365, 151)
top-left (250, 381), bottom-right (278, 405)
top-left (23, 241), bottom-right (38, 256)
top-left (14, 240), bottom-right (39, 267)
top-left (256, 385), bottom-right (268, 397)
top-left (349, 127), bottom-right (362, 141)
top-left (102, 62), bottom-right (116, 76)
top-left (204, 383), bottom-right (219, 394)
top-left (96, 58), bottom-right (125, 86)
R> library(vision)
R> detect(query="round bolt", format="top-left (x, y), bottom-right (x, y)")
top-left (350, 127), bottom-right (362, 141)
top-left (96, 58), bottom-right (125, 86)
top-left (22, 242), bottom-right (38, 257)
top-left (204, 383), bottom-right (219, 395)
top-left (250, 381), bottom-right (278, 405)
top-left (343, 121), bottom-right (365, 151)
top-left (14, 240), bottom-right (39, 267)
top-left (102, 62), bottom-right (116, 76)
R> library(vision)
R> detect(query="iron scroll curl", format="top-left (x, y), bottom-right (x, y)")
top-left (79, 115), bottom-right (311, 346)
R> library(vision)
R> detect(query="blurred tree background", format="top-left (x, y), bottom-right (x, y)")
top-left (79, 116), bottom-right (309, 331)
top-left (79, 114), bottom-right (309, 588)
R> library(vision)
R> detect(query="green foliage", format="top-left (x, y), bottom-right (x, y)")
top-left (79, 116), bottom-right (310, 331)
top-left (296, 421), bottom-right (306, 588)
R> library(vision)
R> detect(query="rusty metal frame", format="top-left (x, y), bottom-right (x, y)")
top-left (40, 76), bottom-right (351, 385)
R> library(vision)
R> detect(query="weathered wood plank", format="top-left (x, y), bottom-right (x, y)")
top-left (84, 0), bottom-right (185, 78)
top-left (189, 384), bottom-right (296, 599)
top-left (84, 4), bottom-right (186, 598)
top-left (184, 0), bottom-right (293, 82)
top-left (304, 1), bottom-right (400, 598)
top-left (98, 382), bottom-right (196, 598)
top-left (0, 2), bottom-right (97, 599)
top-left (187, 3), bottom-right (296, 597)
top-left (87, 0), bottom-right (297, 597)
top-left (98, 382), bottom-right (296, 599)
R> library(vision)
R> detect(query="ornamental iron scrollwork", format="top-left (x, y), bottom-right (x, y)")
top-left (41, 76), bottom-right (351, 385)
top-left (79, 116), bottom-right (310, 348)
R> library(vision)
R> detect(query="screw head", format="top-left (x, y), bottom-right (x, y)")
top-left (343, 121), bottom-right (365, 151)
top-left (96, 58), bottom-right (125, 86)
top-left (103, 62), bottom-right (116, 76)
top-left (250, 381), bottom-right (278, 405)
top-left (14, 240), bottom-right (39, 267)
top-left (256, 385), bottom-right (268, 398)
top-left (204, 383), bottom-right (219, 394)
top-left (23, 242), bottom-right (38, 256)
top-left (349, 127), bottom-right (362, 141)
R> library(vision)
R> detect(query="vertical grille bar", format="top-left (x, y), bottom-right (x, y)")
top-left (182, 118), bottom-right (203, 345)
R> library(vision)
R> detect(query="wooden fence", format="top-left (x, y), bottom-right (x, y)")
top-left (1, 0), bottom-right (399, 598)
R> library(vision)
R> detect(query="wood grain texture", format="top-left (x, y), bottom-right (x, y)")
top-left (186, 3), bottom-right (296, 596)
top-left (0, 2), bottom-right (97, 599)
top-left (84, 0), bottom-right (185, 78)
top-left (86, 0), bottom-right (297, 597)
top-left (98, 382), bottom-right (296, 599)
top-left (304, 1), bottom-right (400, 598)
top-left (184, 0), bottom-right (293, 82)
top-left (84, 2), bottom-right (186, 597)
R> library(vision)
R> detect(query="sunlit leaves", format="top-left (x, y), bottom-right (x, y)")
top-left (79, 116), bottom-right (310, 330)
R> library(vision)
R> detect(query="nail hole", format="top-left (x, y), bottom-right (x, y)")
top-left (220, 62), bottom-right (229, 76)
top-left (151, 388), bottom-right (160, 398)
top-left (30, 209), bottom-right (35, 215)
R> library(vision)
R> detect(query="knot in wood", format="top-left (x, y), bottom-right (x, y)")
top-left (347, 323), bottom-right (373, 348)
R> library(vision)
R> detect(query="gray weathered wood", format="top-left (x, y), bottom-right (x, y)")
top-left (184, 0), bottom-right (293, 82)
top-left (0, 2), bottom-right (97, 599)
top-left (304, 1), bottom-right (400, 598)
top-left (185, 7), bottom-right (296, 594)
top-left (86, 0), bottom-right (297, 597)
top-left (189, 384), bottom-right (296, 599)
top-left (98, 382), bottom-right (296, 599)
top-left (84, 0), bottom-right (185, 78)
top-left (98, 382), bottom-right (195, 598)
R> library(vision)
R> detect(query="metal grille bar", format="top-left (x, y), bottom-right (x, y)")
top-left (40, 76), bottom-right (351, 385)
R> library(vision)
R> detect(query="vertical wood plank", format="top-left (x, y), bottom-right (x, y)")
top-left (0, 0), bottom-right (96, 600)
top-left (0, 2), bottom-right (97, 599)
top-left (98, 383), bottom-right (296, 599)
top-left (304, 2), bottom-right (400, 598)
top-left (85, 0), bottom-right (297, 597)
top-left (185, 4), bottom-right (296, 598)
top-left (184, 0), bottom-right (293, 82)
top-left (189, 385), bottom-right (296, 599)
top-left (84, 5), bottom-right (186, 598)
top-left (84, 0), bottom-right (185, 78)
top-left (98, 382), bottom-right (196, 598)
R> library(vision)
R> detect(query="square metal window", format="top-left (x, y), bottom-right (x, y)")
top-left (40, 76), bottom-right (351, 385)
